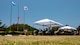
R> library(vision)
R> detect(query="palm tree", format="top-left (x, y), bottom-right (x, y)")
top-left (0, 20), bottom-right (6, 29)
top-left (0, 20), bottom-right (7, 35)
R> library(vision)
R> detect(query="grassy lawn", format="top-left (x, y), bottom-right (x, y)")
top-left (0, 35), bottom-right (80, 45)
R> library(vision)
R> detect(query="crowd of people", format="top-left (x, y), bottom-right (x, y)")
top-left (32, 28), bottom-right (79, 35)
top-left (32, 29), bottom-right (54, 35)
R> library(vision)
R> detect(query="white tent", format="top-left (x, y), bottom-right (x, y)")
top-left (34, 19), bottom-right (63, 27)
top-left (59, 26), bottom-right (77, 30)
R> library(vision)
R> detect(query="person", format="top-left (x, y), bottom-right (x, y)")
top-left (38, 30), bottom-right (43, 35)
top-left (23, 29), bottom-right (29, 36)
top-left (33, 30), bottom-right (38, 35)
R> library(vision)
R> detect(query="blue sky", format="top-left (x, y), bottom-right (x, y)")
top-left (0, 0), bottom-right (80, 28)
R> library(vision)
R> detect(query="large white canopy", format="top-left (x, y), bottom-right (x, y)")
top-left (34, 19), bottom-right (63, 27)
top-left (59, 26), bottom-right (77, 30)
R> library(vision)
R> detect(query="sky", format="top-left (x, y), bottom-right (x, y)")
top-left (0, 0), bottom-right (80, 28)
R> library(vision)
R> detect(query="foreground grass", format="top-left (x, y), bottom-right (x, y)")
top-left (0, 35), bottom-right (80, 45)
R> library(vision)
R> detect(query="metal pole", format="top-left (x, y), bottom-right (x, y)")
top-left (23, 10), bottom-right (25, 30)
top-left (23, 6), bottom-right (28, 30)
top-left (10, 5), bottom-right (12, 31)
top-left (17, 2), bottom-right (19, 31)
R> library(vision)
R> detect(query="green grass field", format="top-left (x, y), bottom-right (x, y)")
top-left (0, 35), bottom-right (80, 45)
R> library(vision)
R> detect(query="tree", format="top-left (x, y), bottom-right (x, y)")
top-left (8, 23), bottom-right (38, 35)
top-left (0, 20), bottom-right (7, 35)
top-left (65, 24), bottom-right (69, 26)
top-left (77, 25), bottom-right (80, 35)
top-left (0, 20), bottom-right (6, 28)
top-left (52, 26), bottom-right (60, 31)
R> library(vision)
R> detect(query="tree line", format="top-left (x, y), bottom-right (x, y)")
top-left (0, 20), bottom-right (37, 35)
